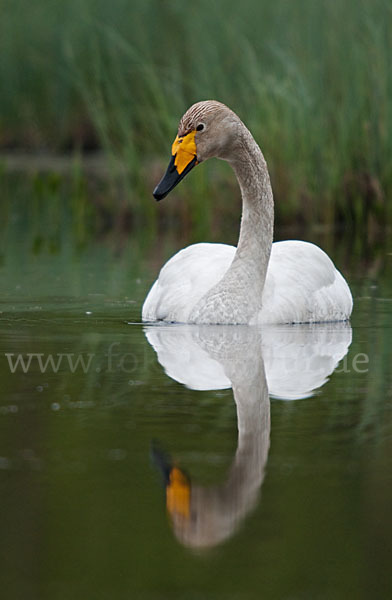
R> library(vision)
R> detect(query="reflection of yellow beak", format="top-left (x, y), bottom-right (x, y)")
top-left (166, 467), bottom-right (191, 520)
top-left (171, 131), bottom-right (197, 174)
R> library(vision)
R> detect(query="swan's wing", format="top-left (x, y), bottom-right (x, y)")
top-left (142, 243), bottom-right (235, 322)
top-left (260, 241), bottom-right (353, 324)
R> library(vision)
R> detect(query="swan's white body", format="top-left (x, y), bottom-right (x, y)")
top-left (142, 101), bottom-right (353, 324)
top-left (143, 240), bottom-right (352, 324)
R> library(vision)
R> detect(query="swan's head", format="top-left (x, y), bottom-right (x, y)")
top-left (153, 100), bottom-right (240, 201)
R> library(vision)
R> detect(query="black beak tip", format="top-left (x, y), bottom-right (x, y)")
top-left (153, 187), bottom-right (167, 201)
top-left (152, 155), bottom-right (197, 202)
top-left (151, 440), bottom-right (172, 484)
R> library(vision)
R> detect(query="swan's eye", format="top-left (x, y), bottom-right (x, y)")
top-left (196, 123), bottom-right (205, 132)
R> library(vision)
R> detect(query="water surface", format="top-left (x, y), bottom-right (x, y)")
top-left (1, 202), bottom-right (392, 600)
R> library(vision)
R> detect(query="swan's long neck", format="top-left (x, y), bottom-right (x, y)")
top-left (229, 130), bottom-right (274, 283)
top-left (190, 125), bottom-right (274, 324)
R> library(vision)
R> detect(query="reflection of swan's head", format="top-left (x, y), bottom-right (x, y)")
top-left (152, 444), bottom-right (217, 550)
top-left (168, 478), bottom-right (244, 551)
top-left (152, 440), bottom-right (267, 551)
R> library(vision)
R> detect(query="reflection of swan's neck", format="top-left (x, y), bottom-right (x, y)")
top-left (225, 352), bottom-right (270, 506)
top-left (170, 348), bottom-right (270, 549)
top-left (186, 329), bottom-right (271, 547)
top-left (235, 376), bottom-right (270, 459)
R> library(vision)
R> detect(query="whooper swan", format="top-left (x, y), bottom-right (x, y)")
top-left (142, 101), bottom-right (353, 325)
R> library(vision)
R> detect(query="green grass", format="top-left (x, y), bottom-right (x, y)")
top-left (1, 0), bottom-right (392, 227)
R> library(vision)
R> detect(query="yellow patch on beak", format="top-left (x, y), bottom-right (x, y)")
top-left (166, 467), bottom-right (191, 519)
top-left (172, 131), bottom-right (197, 174)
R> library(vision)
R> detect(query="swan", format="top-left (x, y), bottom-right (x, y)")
top-left (142, 100), bottom-right (353, 324)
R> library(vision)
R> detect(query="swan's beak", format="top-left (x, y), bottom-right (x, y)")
top-left (153, 131), bottom-right (198, 201)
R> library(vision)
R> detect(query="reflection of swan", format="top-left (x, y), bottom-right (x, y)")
top-left (151, 326), bottom-right (270, 549)
top-left (145, 322), bottom-right (352, 400)
top-left (146, 323), bottom-right (351, 548)
top-left (142, 100), bottom-right (353, 325)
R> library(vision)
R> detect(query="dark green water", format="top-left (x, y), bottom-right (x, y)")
top-left (1, 200), bottom-right (392, 599)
